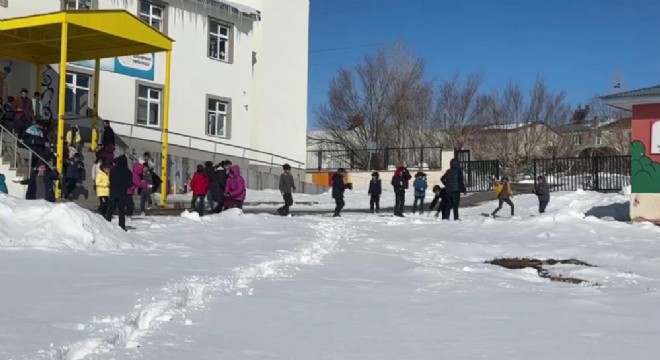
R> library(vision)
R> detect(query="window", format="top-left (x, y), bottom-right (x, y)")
top-left (573, 135), bottom-right (582, 146)
top-left (62, 0), bottom-right (95, 9)
top-left (208, 20), bottom-right (231, 62)
top-left (65, 72), bottom-right (91, 116)
top-left (207, 98), bottom-right (229, 137)
top-left (139, 1), bottom-right (165, 31)
top-left (137, 85), bottom-right (161, 127)
top-left (596, 136), bottom-right (602, 146)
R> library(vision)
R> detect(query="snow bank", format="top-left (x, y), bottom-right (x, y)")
top-left (0, 194), bottom-right (136, 251)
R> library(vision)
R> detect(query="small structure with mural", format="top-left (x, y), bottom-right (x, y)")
top-left (602, 85), bottom-right (660, 223)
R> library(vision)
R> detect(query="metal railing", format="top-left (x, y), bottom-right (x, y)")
top-left (533, 155), bottom-right (631, 192)
top-left (0, 124), bottom-right (55, 176)
top-left (66, 116), bottom-right (305, 169)
top-left (306, 146), bottom-right (444, 171)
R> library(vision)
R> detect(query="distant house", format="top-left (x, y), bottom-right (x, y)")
top-left (467, 122), bottom-right (561, 160)
top-left (557, 105), bottom-right (631, 156)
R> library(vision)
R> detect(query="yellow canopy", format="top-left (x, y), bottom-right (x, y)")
top-left (0, 10), bottom-right (173, 64)
top-left (0, 10), bottom-right (174, 206)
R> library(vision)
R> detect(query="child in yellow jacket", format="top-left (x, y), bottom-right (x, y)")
top-left (491, 177), bottom-right (514, 217)
top-left (96, 163), bottom-right (111, 216)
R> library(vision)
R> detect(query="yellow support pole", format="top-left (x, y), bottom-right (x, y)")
top-left (159, 50), bottom-right (172, 207)
top-left (55, 22), bottom-right (68, 199)
top-left (91, 58), bottom-right (100, 152)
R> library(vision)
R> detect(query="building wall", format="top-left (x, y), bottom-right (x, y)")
top-left (0, 0), bottom-right (309, 168)
top-left (629, 103), bottom-right (660, 223)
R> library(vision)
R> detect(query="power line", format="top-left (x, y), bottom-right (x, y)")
top-left (309, 42), bottom-right (389, 54)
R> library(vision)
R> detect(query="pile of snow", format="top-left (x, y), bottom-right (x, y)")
top-left (0, 194), bottom-right (136, 251)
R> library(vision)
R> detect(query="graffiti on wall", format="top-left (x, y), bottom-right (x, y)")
top-left (631, 140), bottom-right (660, 193)
top-left (39, 65), bottom-right (59, 122)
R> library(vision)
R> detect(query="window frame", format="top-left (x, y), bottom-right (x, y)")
top-left (135, 82), bottom-right (164, 128)
top-left (64, 69), bottom-right (93, 117)
top-left (206, 95), bottom-right (232, 139)
top-left (207, 18), bottom-right (234, 64)
top-left (138, 0), bottom-right (168, 33)
top-left (61, 0), bottom-right (98, 10)
top-left (573, 135), bottom-right (582, 146)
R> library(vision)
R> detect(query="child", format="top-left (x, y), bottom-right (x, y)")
top-left (535, 175), bottom-right (550, 213)
top-left (96, 163), bottom-right (110, 215)
top-left (332, 168), bottom-right (347, 217)
top-left (412, 171), bottom-right (428, 215)
top-left (190, 164), bottom-right (210, 216)
top-left (140, 165), bottom-right (154, 214)
top-left (391, 166), bottom-right (411, 217)
top-left (492, 177), bottom-right (514, 217)
top-left (427, 184), bottom-right (443, 217)
top-left (368, 171), bottom-right (382, 213)
top-left (278, 163), bottom-right (296, 216)
top-left (64, 153), bottom-right (84, 200)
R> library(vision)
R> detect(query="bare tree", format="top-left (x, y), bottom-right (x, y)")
top-left (478, 76), bottom-right (571, 179)
top-left (313, 42), bottom-right (434, 167)
top-left (434, 74), bottom-right (490, 150)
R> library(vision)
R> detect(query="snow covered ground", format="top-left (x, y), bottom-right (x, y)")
top-left (158, 187), bottom-right (473, 210)
top-left (1, 190), bottom-right (659, 359)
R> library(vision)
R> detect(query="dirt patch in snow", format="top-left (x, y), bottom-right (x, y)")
top-left (486, 257), bottom-right (598, 285)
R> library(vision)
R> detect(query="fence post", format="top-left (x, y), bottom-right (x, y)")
top-left (384, 148), bottom-right (389, 170)
top-left (593, 156), bottom-right (600, 191)
top-left (420, 146), bottom-right (425, 169)
top-left (317, 150), bottom-right (322, 171)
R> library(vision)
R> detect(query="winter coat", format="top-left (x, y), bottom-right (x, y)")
top-left (279, 173), bottom-right (296, 194)
top-left (22, 170), bottom-right (59, 202)
top-left (151, 170), bottom-right (162, 194)
top-left (391, 167), bottom-right (411, 192)
top-left (102, 126), bottom-right (116, 147)
top-left (535, 181), bottom-right (550, 201)
top-left (494, 182), bottom-right (513, 199)
top-left (0, 174), bottom-right (8, 194)
top-left (64, 158), bottom-right (84, 180)
top-left (109, 155), bottom-right (133, 198)
top-left (12, 96), bottom-right (34, 121)
top-left (190, 172), bottom-right (210, 195)
top-left (24, 124), bottom-right (44, 148)
top-left (205, 165), bottom-right (221, 194)
top-left (331, 172), bottom-right (346, 199)
top-left (225, 165), bottom-right (246, 201)
top-left (368, 179), bottom-right (382, 196)
top-left (2, 103), bottom-right (15, 122)
top-left (96, 171), bottom-right (110, 197)
top-left (413, 178), bottom-right (428, 198)
top-left (132, 162), bottom-right (148, 191)
top-left (218, 170), bottom-right (229, 193)
top-left (442, 159), bottom-right (466, 193)
top-left (66, 127), bottom-right (82, 147)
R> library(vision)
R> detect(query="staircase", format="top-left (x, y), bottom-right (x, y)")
top-left (0, 125), bottom-right (49, 197)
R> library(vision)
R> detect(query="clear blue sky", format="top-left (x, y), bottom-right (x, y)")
top-left (307, 0), bottom-right (660, 129)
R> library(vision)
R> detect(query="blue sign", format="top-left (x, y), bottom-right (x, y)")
top-left (73, 54), bottom-right (155, 81)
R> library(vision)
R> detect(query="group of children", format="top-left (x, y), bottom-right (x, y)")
top-left (363, 167), bottom-right (552, 219)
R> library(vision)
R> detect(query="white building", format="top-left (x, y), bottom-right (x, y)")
top-left (0, 0), bottom-right (309, 173)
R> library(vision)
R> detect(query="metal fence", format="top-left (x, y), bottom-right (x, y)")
top-left (306, 147), bottom-right (444, 171)
top-left (533, 155), bottom-right (630, 192)
top-left (459, 160), bottom-right (501, 192)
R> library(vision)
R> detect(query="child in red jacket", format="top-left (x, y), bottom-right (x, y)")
top-left (190, 164), bottom-right (210, 216)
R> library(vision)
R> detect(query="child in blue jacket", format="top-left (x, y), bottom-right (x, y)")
top-left (412, 171), bottom-right (428, 214)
